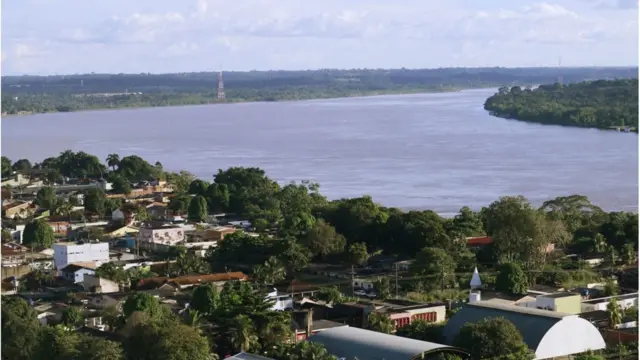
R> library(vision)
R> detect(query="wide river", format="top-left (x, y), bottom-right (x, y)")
top-left (2, 88), bottom-right (638, 215)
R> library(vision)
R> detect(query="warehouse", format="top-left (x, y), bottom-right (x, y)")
top-left (307, 326), bottom-right (471, 360)
top-left (443, 301), bottom-right (606, 359)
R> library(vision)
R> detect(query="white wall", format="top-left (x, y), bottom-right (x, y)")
top-left (138, 227), bottom-right (185, 245)
top-left (535, 316), bottom-right (605, 359)
top-left (582, 296), bottom-right (638, 312)
top-left (53, 242), bottom-right (110, 275)
top-left (65, 268), bottom-right (96, 283)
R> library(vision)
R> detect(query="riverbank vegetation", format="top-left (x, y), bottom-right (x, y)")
top-left (2, 67), bottom-right (636, 114)
top-left (2, 150), bottom-right (638, 360)
top-left (484, 79), bottom-right (639, 130)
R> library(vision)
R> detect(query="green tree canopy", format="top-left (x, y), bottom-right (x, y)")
top-left (35, 186), bottom-right (57, 210)
top-left (495, 262), bottom-right (529, 295)
top-left (188, 195), bottom-right (208, 222)
top-left (188, 179), bottom-right (210, 196)
top-left (2, 296), bottom-right (41, 360)
top-left (453, 317), bottom-right (532, 360)
top-left (23, 219), bottom-right (56, 250)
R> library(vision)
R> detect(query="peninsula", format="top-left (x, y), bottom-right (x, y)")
top-left (483, 79), bottom-right (639, 131)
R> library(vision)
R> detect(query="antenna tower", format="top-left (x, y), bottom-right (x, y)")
top-left (217, 68), bottom-right (226, 102)
top-left (557, 56), bottom-right (563, 86)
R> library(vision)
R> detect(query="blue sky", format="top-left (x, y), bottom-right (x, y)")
top-left (2, 0), bottom-right (638, 75)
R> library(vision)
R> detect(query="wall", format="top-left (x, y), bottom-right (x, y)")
top-left (553, 296), bottom-right (582, 314)
top-left (1, 264), bottom-right (33, 280)
top-left (138, 227), bottom-right (185, 245)
top-left (583, 297), bottom-right (638, 312)
top-left (407, 305), bottom-right (447, 323)
top-left (53, 242), bottom-right (110, 274)
top-left (66, 268), bottom-right (95, 283)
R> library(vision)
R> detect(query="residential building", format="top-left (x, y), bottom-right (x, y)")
top-left (266, 288), bottom-right (294, 311)
top-left (443, 301), bottom-right (606, 359)
top-left (2, 201), bottom-right (33, 219)
top-left (394, 260), bottom-right (413, 271)
top-left (61, 263), bottom-right (97, 283)
top-left (465, 236), bottom-right (555, 254)
top-left (207, 226), bottom-right (238, 241)
top-left (137, 225), bottom-right (185, 247)
top-left (292, 309), bottom-right (349, 342)
top-left (517, 292), bottom-right (582, 314)
top-left (112, 208), bottom-right (135, 223)
top-left (82, 274), bottom-right (120, 293)
top-left (135, 272), bottom-right (248, 291)
top-left (10, 224), bottom-right (26, 243)
top-left (48, 221), bottom-right (71, 236)
top-left (145, 202), bottom-right (168, 218)
top-left (53, 241), bottom-right (110, 275)
top-left (581, 293), bottom-right (638, 312)
top-left (329, 299), bottom-right (446, 330)
top-left (1, 243), bottom-right (29, 267)
top-left (352, 278), bottom-right (375, 290)
top-left (307, 326), bottom-right (471, 360)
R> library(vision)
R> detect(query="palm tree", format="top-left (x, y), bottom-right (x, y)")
top-left (183, 309), bottom-right (205, 334)
top-left (367, 312), bottom-right (395, 334)
top-left (54, 200), bottom-right (73, 218)
top-left (227, 314), bottom-right (259, 353)
top-left (289, 342), bottom-right (334, 360)
top-left (253, 256), bottom-right (286, 286)
top-left (607, 299), bottom-right (622, 329)
top-left (256, 311), bottom-right (293, 347)
top-left (106, 154), bottom-right (120, 171)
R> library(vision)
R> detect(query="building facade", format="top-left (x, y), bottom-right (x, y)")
top-left (53, 242), bottom-right (110, 275)
top-left (137, 226), bottom-right (185, 246)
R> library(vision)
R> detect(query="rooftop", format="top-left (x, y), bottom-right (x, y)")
top-left (582, 292), bottom-right (639, 304)
top-left (226, 353), bottom-right (276, 360)
top-left (469, 301), bottom-right (572, 319)
top-left (307, 326), bottom-right (470, 360)
top-left (542, 292), bottom-right (581, 299)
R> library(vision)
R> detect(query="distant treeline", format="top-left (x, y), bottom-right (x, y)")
top-left (484, 79), bottom-right (639, 130)
top-left (2, 67), bottom-right (637, 114)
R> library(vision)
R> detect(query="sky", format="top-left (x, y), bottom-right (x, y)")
top-left (1, 0), bottom-right (638, 75)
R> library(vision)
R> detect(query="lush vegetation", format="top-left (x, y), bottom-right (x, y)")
top-left (2, 67), bottom-right (636, 114)
top-left (484, 79), bottom-right (638, 130)
top-left (3, 150), bottom-right (639, 359)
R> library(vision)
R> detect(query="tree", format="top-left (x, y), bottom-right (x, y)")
top-left (367, 312), bottom-right (395, 334)
top-left (397, 320), bottom-right (446, 343)
top-left (347, 242), bottom-right (369, 265)
top-left (483, 196), bottom-right (569, 268)
top-left (12, 159), bottom-right (32, 172)
top-left (621, 243), bottom-right (637, 265)
top-left (253, 256), bottom-right (286, 285)
top-left (84, 188), bottom-right (107, 215)
top-left (2, 296), bottom-right (41, 360)
top-left (227, 314), bottom-right (260, 353)
top-left (188, 195), bottom-right (208, 222)
top-left (111, 176), bottom-right (132, 195)
top-left (190, 284), bottom-right (221, 315)
top-left (205, 183), bottom-right (230, 214)
top-left (106, 153), bottom-right (120, 171)
top-left (603, 278), bottom-right (619, 297)
top-left (375, 277), bottom-right (392, 299)
top-left (23, 219), bottom-right (56, 250)
top-left (116, 155), bottom-right (158, 181)
top-left (303, 219), bottom-right (346, 259)
top-left (316, 286), bottom-right (344, 304)
top-left (125, 318), bottom-right (211, 360)
top-left (409, 247), bottom-right (456, 290)
top-left (33, 326), bottom-right (81, 360)
top-left (573, 353), bottom-right (605, 360)
top-left (76, 335), bottom-right (125, 360)
top-left (189, 179), bottom-right (210, 196)
top-left (495, 262), bottom-right (528, 295)
top-left (168, 195), bottom-right (191, 215)
top-left (453, 317), bottom-right (532, 360)
top-left (449, 206), bottom-right (485, 237)
top-left (61, 306), bottom-right (84, 328)
top-left (35, 187), bottom-right (57, 210)
top-left (123, 293), bottom-right (162, 319)
top-left (607, 298), bottom-right (622, 329)
top-left (1, 156), bottom-right (12, 178)
top-left (165, 171), bottom-right (196, 194)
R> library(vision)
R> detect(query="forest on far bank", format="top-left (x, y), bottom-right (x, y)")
top-left (2, 67), bottom-right (636, 114)
top-left (483, 79), bottom-right (639, 130)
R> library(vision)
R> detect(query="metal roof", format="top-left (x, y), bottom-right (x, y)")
top-left (443, 301), bottom-right (571, 351)
top-left (227, 352), bottom-right (276, 360)
top-left (307, 326), bottom-right (470, 360)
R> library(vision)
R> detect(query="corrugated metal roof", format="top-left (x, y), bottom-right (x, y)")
top-left (307, 326), bottom-right (470, 360)
top-left (227, 352), bottom-right (275, 360)
top-left (443, 301), bottom-right (569, 350)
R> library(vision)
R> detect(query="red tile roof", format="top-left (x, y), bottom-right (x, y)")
top-left (466, 236), bottom-right (493, 246)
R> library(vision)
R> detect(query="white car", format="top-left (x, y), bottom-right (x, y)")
top-left (366, 292), bottom-right (377, 298)
top-left (354, 290), bottom-right (367, 296)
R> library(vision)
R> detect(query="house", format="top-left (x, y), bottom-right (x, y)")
top-left (53, 241), bottom-right (110, 275)
top-left (291, 309), bottom-right (349, 341)
top-left (82, 274), bottom-right (120, 293)
top-left (266, 288), bottom-right (294, 311)
top-left (137, 224), bottom-right (185, 248)
top-left (61, 262), bottom-right (97, 283)
top-left (104, 225), bottom-right (139, 238)
top-left (307, 326), bottom-right (471, 360)
top-left (136, 272), bottom-right (248, 291)
top-left (443, 301), bottom-right (606, 359)
top-left (394, 260), bottom-right (414, 271)
top-left (112, 208), bottom-right (135, 223)
top-left (328, 299), bottom-right (446, 330)
top-left (207, 226), bottom-right (238, 241)
top-left (465, 236), bottom-right (555, 254)
top-left (145, 202), bottom-right (168, 218)
top-left (2, 201), bottom-right (33, 219)
top-left (47, 220), bottom-right (72, 236)
top-left (1, 243), bottom-right (29, 267)
top-left (581, 293), bottom-right (638, 312)
top-left (352, 278), bottom-right (375, 290)
top-left (87, 293), bottom-right (126, 310)
top-left (516, 292), bottom-right (582, 314)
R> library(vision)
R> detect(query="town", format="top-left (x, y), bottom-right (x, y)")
top-left (1, 151), bottom-right (638, 360)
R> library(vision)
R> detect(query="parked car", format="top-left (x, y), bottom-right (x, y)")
top-left (366, 292), bottom-right (377, 299)
top-left (354, 290), bottom-right (367, 296)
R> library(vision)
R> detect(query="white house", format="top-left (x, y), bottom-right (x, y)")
top-left (137, 225), bottom-right (185, 247)
top-left (266, 288), bottom-right (294, 311)
top-left (61, 263), bottom-right (97, 283)
top-left (353, 278), bottom-right (375, 290)
top-left (82, 274), bottom-right (120, 293)
top-left (581, 293), bottom-right (639, 312)
top-left (53, 241), bottom-right (110, 275)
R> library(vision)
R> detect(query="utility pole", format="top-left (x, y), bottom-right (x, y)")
top-left (395, 263), bottom-right (399, 299)
top-left (351, 265), bottom-right (355, 297)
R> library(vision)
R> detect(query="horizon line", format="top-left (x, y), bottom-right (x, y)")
top-left (2, 65), bottom-right (638, 78)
